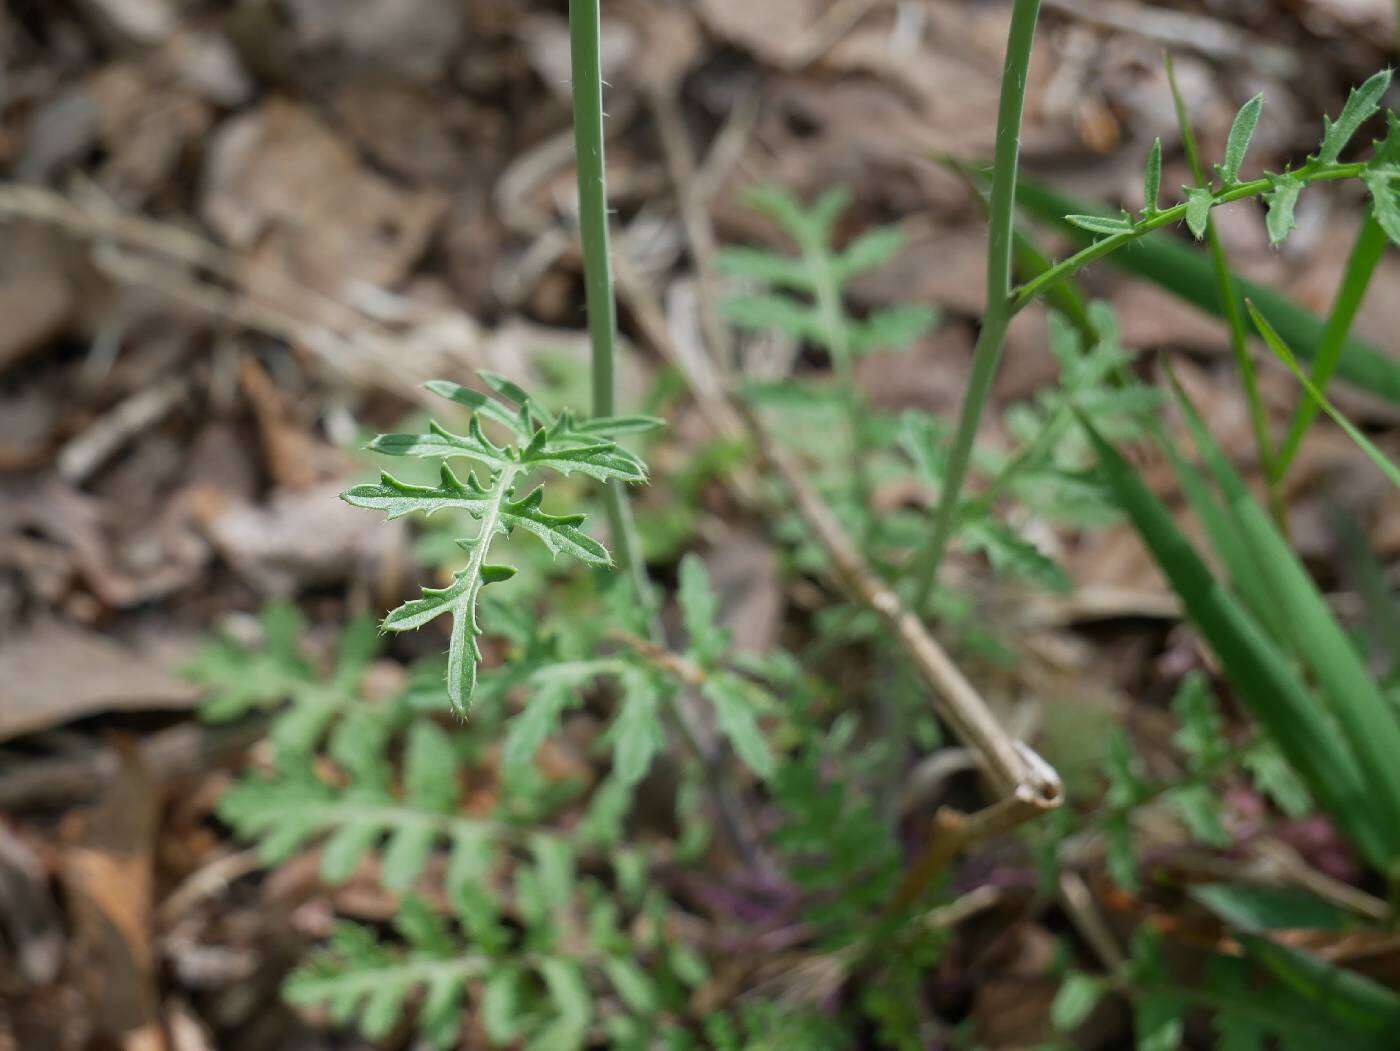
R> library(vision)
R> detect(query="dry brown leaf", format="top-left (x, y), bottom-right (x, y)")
top-left (201, 99), bottom-right (447, 317)
top-left (283, 0), bottom-right (465, 82)
top-left (90, 64), bottom-right (211, 202)
top-left (194, 481), bottom-right (405, 596)
top-left (0, 825), bottom-right (63, 986)
top-left (0, 622), bottom-right (201, 743)
top-left (60, 743), bottom-right (165, 1050)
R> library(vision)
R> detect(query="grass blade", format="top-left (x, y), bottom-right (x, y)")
top-left (1274, 216), bottom-right (1387, 481)
top-left (1080, 414), bottom-right (1389, 869)
top-left (1248, 301), bottom-right (1400, 491)
top-left (1169, 374), bottom-right (1400, 861)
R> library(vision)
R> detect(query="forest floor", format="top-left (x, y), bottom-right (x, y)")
top-left (3, 1), bottom-right (1400, 1049)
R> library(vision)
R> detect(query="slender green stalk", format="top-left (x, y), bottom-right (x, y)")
top-left (911, 0), bottom-right (1043, 611)
top-left (570, 5), bottom-right (772, 870)
top-left (1166, 54), bottom-right (1279, 513)
top-left (569, 0), bottom-right (653, 611)
top-left (1010, 163), bottom-right (1368, 312)
top-left (805, 234), bottom-right (873, 526)
top-left (1273, 215), bottom-right (1387, 481)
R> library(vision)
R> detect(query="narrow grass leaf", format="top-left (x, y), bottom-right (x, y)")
top-left (1248, 302), bottom-right (1400, 491)
top-left (1170, 367), bottom-right (1400, 861)
top-left (1079, 414), bottom-right (1387, 868)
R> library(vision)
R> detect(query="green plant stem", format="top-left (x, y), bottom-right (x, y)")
top-left (570, 10), bottom-right (772, 872)
top-left (1273, 215), bottom-right (1388, 481)
top-left (569, 0), bottom-right (653, 613)
top-left (1165, 53), bottom-right (1278, 520)
top-left (806, 236), bottom-right (873, 527)
top-left (1010, 163), bottom-right (1368, 312)
top-left (910, 0), bottom-right (1043, 612)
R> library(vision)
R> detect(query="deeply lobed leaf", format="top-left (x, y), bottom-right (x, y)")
top-left (343, 373), bottom-right (650, 711)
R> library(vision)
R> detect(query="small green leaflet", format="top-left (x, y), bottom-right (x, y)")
top-left (1143, 136), bottom-right (1162, 215)
top-left (1052, 973), bottom-right (1106, 1032)
top-left (678, 554), bottom-right (728, 665)
top-left (1064, 213), bottom-right (1134, 237)
top-left (1263, 173), bottom-right (1303, 245)
top-left (1218, 93), bottom-right (1263, 185)
top-left (1185, 187), bottom-right (1214, 239)
top-left (834, 226), bottom-right (906, 279)
top-left (607, 669), bottom-right (666, 785)
top-left (716, 246), bottom-right (811, 290)
top-left (849, 305), bottom-right (939, 354)
top-left (1318, 68), bottom-right (1392, 164)
top-left (702, 673), bottom-right (776, 780)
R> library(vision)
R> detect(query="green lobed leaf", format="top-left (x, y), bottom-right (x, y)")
top-left (608, 671), bottom-right (665, 785)
top-left (1263, 173), bottom-right (1303, 245)
top-left (1317, 69), bottom-right (1393, 164)
top-left (702, 673), bottom-right (775, 780)
top-left (677, 554), bottom-right (728, 666)
top-left (423, 379), bottom-right (530, 438)
top-left (1013, 175), bottom-right (1400, 403)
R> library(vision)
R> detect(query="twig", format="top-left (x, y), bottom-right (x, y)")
top-left (1042, 0), bottom-right (1298, 79)
top-left (784, 0), bottom-right (886, 70)
top-left (57, 375), bottom-right (188, 482)
top-left (613, 251), bottom-right (1059, 806)
top-left (0, 718), bottom-right (267, 811)
top-left (1059, 870), bottom-right (1126, 970)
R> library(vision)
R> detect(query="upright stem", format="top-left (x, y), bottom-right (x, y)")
top-left (911, 0), bottom-right (1042, 611)
top-left (570, 2), bottom-right (769, 870)
top-left (569, 0), bottom-right (652, 610)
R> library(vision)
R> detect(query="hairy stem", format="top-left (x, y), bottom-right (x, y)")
top-left (1273, 215), bottom-right (1387, 482)
top-left (1010, 163), bottom-right (1368, 312)
top-left (570, 2), bottom-right (771, 872)
top-left (911, 0), bottom-right (1043, 611)
top-left (1166, 53), bottom-right (1278, 517)
top-left (570, 0), bottom-right (653, 611)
